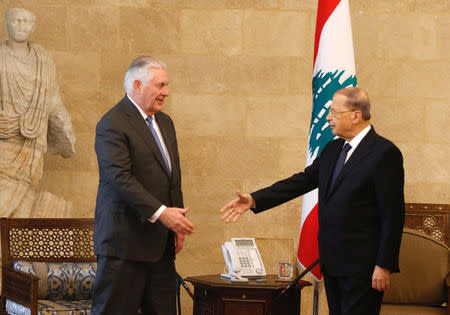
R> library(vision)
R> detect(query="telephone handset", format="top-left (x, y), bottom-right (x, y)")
top-left (221, 238), bottom-right (266, 282)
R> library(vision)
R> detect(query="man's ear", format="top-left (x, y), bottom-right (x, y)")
top-left (133, 80), bottom-right (141, 94)
top-left (352, 110), bottom-right (363, 124)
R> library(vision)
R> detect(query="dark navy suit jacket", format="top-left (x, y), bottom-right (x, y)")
top-left (251, 127), bottom-right (405, 276)
top-left (94, 96), bottom-right (183, 262)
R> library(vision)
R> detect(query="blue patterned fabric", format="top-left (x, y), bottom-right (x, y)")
top-left (13, 261), bottom-right (36, 275)
top-left (6, 299), bottom-right (92, 315)
top-left (5, 299), bottom-right (31, 315)
top-left (12, 261), bottom-right (96, 300)
top-left (38, 299), bottom-right (92, 314)
top-left (46, 263), bottom-right (96, 300)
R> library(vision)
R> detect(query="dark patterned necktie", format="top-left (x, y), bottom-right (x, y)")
top-left (330, 143), bottom-right (352, 189)
top-left (146, 116), bottom-right (171, 173)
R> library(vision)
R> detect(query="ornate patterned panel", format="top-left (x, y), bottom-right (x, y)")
top-left (404, 203), bottom-right (449, 246)
top-left (8, 228), bottom-right (95, 260)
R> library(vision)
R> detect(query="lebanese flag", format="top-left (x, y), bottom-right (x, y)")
top-left (297, 0), bottom-right (357, 281)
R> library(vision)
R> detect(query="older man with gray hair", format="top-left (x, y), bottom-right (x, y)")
top-left (93, 56), bottom-right (195, 314)
top-left (221, 87), bottom-right (404, 315)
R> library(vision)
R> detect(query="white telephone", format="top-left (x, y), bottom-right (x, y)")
top-left (221, 238), bottom-right (266, 282)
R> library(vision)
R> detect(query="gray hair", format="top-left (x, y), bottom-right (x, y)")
top-left (5, 8), bottom-right (36, 26)
top-left (335, 87), bottom-right (371, 120)
top-left (123, 56), bottom-right (167, 94)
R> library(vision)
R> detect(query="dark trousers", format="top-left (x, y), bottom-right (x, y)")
top-left (92, 254), bottom-right (176, 315)
top-left (323, 273), bottom-right (384, 315)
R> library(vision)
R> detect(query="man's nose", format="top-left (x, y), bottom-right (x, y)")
top-left (326, 112), bottom-right (332, 121)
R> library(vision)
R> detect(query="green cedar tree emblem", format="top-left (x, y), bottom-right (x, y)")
top-left (308, 69), bottom-right (357, 160)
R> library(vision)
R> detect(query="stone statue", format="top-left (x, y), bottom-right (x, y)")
top-left (0, 8), bottom-right (76, 218)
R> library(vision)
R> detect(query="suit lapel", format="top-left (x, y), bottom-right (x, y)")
top-left (121, 97), bottom-right (172, 179)
top-left (325, 128), bottom-right (377, 199)
top-left (323, 138), bottom-right (345, 199)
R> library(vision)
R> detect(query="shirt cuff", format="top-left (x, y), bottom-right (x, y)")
top-left (149, 205), bottom-right (166, 223)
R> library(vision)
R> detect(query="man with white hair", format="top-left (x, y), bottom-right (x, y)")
top-left (93, 56), bottom-right (195, 314)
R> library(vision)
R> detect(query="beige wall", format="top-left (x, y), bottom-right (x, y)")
top-left (1, 0), bottom-right (448, 313)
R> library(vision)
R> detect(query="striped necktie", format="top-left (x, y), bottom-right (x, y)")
top-left (146, 116), bottom-right (171, 173)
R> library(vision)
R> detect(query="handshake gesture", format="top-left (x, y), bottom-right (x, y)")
top-left (220, 190), bottom-right (255, 223)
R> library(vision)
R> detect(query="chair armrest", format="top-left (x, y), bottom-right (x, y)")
top-left (2, 267), bottom-right (39, 314)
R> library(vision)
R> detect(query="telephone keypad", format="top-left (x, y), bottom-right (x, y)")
top-left (237, 251), bottom-right (252, 268)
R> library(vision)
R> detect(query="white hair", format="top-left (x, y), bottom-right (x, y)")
top-left (123, 56), bottom-right (167, 94)
top-left (5, 8), bottom-right (36, 26)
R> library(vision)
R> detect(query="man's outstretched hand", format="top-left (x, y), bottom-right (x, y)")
top-left (220, 190), bottom-right (254, 223)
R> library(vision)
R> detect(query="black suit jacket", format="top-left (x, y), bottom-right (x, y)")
top-left (94, 95), bottom-right (183, 262)
top-left (251, 127), bottom-right (404, 276)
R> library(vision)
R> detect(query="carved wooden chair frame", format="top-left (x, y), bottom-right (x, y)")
top-left (0, 218), bottom-right (95, 315)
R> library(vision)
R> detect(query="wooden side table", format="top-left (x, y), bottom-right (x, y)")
top-left (185, 274), bottom-right (311, 315)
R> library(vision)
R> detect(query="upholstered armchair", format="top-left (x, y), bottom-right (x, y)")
top-left (380, 203), bottom-right (449, 315)
top-left (1, 218), bottom-right (95, 315)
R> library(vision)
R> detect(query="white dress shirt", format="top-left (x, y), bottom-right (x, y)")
top-left (344, 125), bottom-right (372, 162)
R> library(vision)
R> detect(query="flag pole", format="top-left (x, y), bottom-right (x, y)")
top-left (313, 280), bottom-right (320, 315)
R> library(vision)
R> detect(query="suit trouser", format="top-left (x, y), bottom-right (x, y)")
top-left (324, 273), bottom-right (384, 315)
top-left (92, 251), bottom-right (176, 315)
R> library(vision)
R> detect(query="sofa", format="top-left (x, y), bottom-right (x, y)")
top-left (381, 203), bottom-right (449, 315)
top-left (1, 218), bottom-right (95, 315)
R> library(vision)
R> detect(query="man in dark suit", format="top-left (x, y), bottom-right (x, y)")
top-left (92, 56), bottom-right (195, 315)
top-left (220, 87), bottom-right (404, 315)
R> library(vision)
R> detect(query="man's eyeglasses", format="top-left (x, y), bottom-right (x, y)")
top-left (328, 108), bottom-right (356, 117)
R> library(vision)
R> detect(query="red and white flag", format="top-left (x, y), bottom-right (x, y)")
top-left (297, 0), bottom-right (357, 281)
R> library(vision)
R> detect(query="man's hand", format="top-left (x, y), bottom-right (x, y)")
top-left (175, 232), bottom-right (185, 254)
top-left (158, 207), bottom-right (195, 235)
top-left (372, 265), bottom-right (391, 291)
top-left (220, 190), bottom-right (254, 223)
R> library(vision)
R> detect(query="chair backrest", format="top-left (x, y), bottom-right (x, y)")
top-left (383, 227), bottom-right (449, 306)
top-left (404, 203), bottom-right (449, 246)
top-left (1, 218), bottom-right (95, 269)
